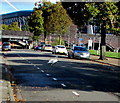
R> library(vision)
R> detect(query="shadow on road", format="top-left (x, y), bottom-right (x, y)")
top-left (4, 52), bottom-right (120, 94)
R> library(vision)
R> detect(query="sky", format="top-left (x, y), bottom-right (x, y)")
top-left (0, 0), bottom-right (58, 14)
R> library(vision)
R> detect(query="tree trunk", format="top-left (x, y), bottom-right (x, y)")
top-left (44, 31), bottom-right (47, 44)
top-left (59, 35), bottom-right (61, 45)
top-left (99, 20), bottom-right (106, 60)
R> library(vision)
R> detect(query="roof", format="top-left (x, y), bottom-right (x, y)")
top-left (1, 10), bottom-right (33, 19)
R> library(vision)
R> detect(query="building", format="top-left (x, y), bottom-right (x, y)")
top-left (1, 10), bottom-right (33, 29)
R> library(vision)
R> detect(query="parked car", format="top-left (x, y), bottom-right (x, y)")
top-left (34, 45), bottom-right (42, 50)
top-left (68, 46), bottom-right (90, 59)
top-left (41, 44), bottom-right (53, 51)
top-left (2, 42), bottom-right (11, 51)
top-left (52, 45), bottom-right (68, 55)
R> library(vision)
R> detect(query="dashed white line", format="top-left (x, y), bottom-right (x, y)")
top-left (28, 61), bottom-right (31, 63)
top-left (61, 83), bottom-right (66, 87)
top-left (46, 74), bottom-right (50, 76)
top-left (41, 70), bottom-right (44, 73)
top-left (53, 78), bottom-right (57, 81)
top-left (72, 91), bottom-right (80, 96)
top-left (37, 67), bottom-right (40, 69)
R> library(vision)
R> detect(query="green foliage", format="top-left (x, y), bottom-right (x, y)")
top-left (51, 38), bottom-right (65, 46)
top-left (89, 50), bottom-right (120, 59)
top-left (30, 35), bottom-right (41, 41)
top-left (28, 10), bottom-right (44, 36)
top-left (22, 24), bottom-right (30, 31)
top-left (8, 22), bottom-right (21, 31)
top-left (38, 2), bottom-right (72, 35)
top-left (0, 22), bottom-right (21, 31)
top-left (0, 24), bottom-right (8, 30)
top-left (45, 2), bottom-right (72, 35)
top-left (62, 2), bottom-right (90, 26)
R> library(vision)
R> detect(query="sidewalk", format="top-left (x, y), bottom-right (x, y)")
top-left (90, 55), bottom-right (119, 67)
top-left (0, 52), bottom-right (15, 102)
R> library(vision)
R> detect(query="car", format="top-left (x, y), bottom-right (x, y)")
top-left (42, 44), bottom-right (53, 51)
top-left (68, 46), bottom-right (90, 59)
top-left (34, 45), bottom-right (42, 50)
top-left (52, 45), bottom-right (68, 55)
top-left (2, 42), bottom-right (11, 51)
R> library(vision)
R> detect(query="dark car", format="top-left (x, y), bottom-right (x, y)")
top-left (68, 46), bottom-right (90, 59)
top-left (2, 42), bottom-right (11, 51)
top-left (34, 45), bottom-right (42, 50)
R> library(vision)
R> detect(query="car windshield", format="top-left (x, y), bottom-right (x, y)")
top-left (74, 47), bottom-right (87, 51)
top-left (3, 44), bottom-right (10, 46)
top-left (45, 45), bottom-right (52, 47)
top-left (57, 46), bottom-right (65, 48)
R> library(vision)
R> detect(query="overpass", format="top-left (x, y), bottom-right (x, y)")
top-left (1, 30), bottom-right (33, 48)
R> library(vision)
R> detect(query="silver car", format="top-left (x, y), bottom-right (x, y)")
top-left (68, 46), bottom-right (90, 59)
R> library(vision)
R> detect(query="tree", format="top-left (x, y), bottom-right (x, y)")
top-left (62, 2), bottom-right (119, 60)
top-left (35, 2), bottom-right (72, 44)
top-left (86, 2), bottom-right (119, 60)
top-left (22, 23), bottom-right (30, 31)
top-left (0, 22), bottom-right (21, 31)
top-left (27, 10), bottom-right (44, 36)
top-left (0, 24), bottom-right (8, 30)
top-left (45, 2), bottom-right (72, 44)
top-left (8, 22), bottom-right (21, 31)
top-left (37, 2), bottom-right (53, 43)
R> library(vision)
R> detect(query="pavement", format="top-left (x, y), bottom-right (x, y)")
top-left (0, 52), bottom-right (15, 102)
top-left (0, 50), bottom-right (119, 102)
top-left (90, 55), bottom-right (119, 68)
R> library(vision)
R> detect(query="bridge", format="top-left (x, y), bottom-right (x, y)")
top-left (1, 30), bottom-right (33, 48)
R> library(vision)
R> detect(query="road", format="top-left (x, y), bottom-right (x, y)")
top-left (3, 49), bottom-right (120, 102)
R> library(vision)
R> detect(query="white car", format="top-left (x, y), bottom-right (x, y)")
top-left (42, 44), bottom-right (53, 51)
top-left (52, 45), bottom-right (68, 55)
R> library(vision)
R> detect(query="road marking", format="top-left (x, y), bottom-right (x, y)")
top-left (72, 91), bottom-right (80, 96)
top-left (41, 70), bottom-right (44, 73)
top-left (37, 67), bottom-right (40, 69)
top-left (61, 83), bottom-right (66, 87)
top-left (53, 78), bottom-right (57, 81)
top-left (34, 65), bottom-right (36, 67)
top-left (46, 74), bottom-right (50, 76)
top-left (28, 61), bottom-right (31, 63)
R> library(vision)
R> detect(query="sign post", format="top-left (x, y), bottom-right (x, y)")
top-left (88, 39), bottom-right (93, 50)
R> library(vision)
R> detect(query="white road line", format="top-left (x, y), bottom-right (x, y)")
top-left (46, 74), bottom-right (50, 76)
top-left (53, 78), bottom-right (57, 81)
top-left (28, 61), bottom-right (31, 63)
top-left (72, 91), bottom-right (80, 96)
top-left (41, 70), bottom-right (44, 73)
top-left (34, 65), bottom-right (36, 67)
top-left (37, 67), bottom-right (40, 69)
top-left (61, 83), bottom-right (66, 87)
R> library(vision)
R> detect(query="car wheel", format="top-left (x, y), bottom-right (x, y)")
top-left (68, 53), bottom-right (73, 59)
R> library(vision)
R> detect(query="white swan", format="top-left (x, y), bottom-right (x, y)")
top-left (48, 56), bottom-right (58, 65)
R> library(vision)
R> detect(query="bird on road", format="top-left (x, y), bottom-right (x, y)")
top-left (48, 56), bottom-right (58, 65)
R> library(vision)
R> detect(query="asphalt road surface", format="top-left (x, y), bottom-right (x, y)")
top-left (3, 49), bottom-right (120, 102)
